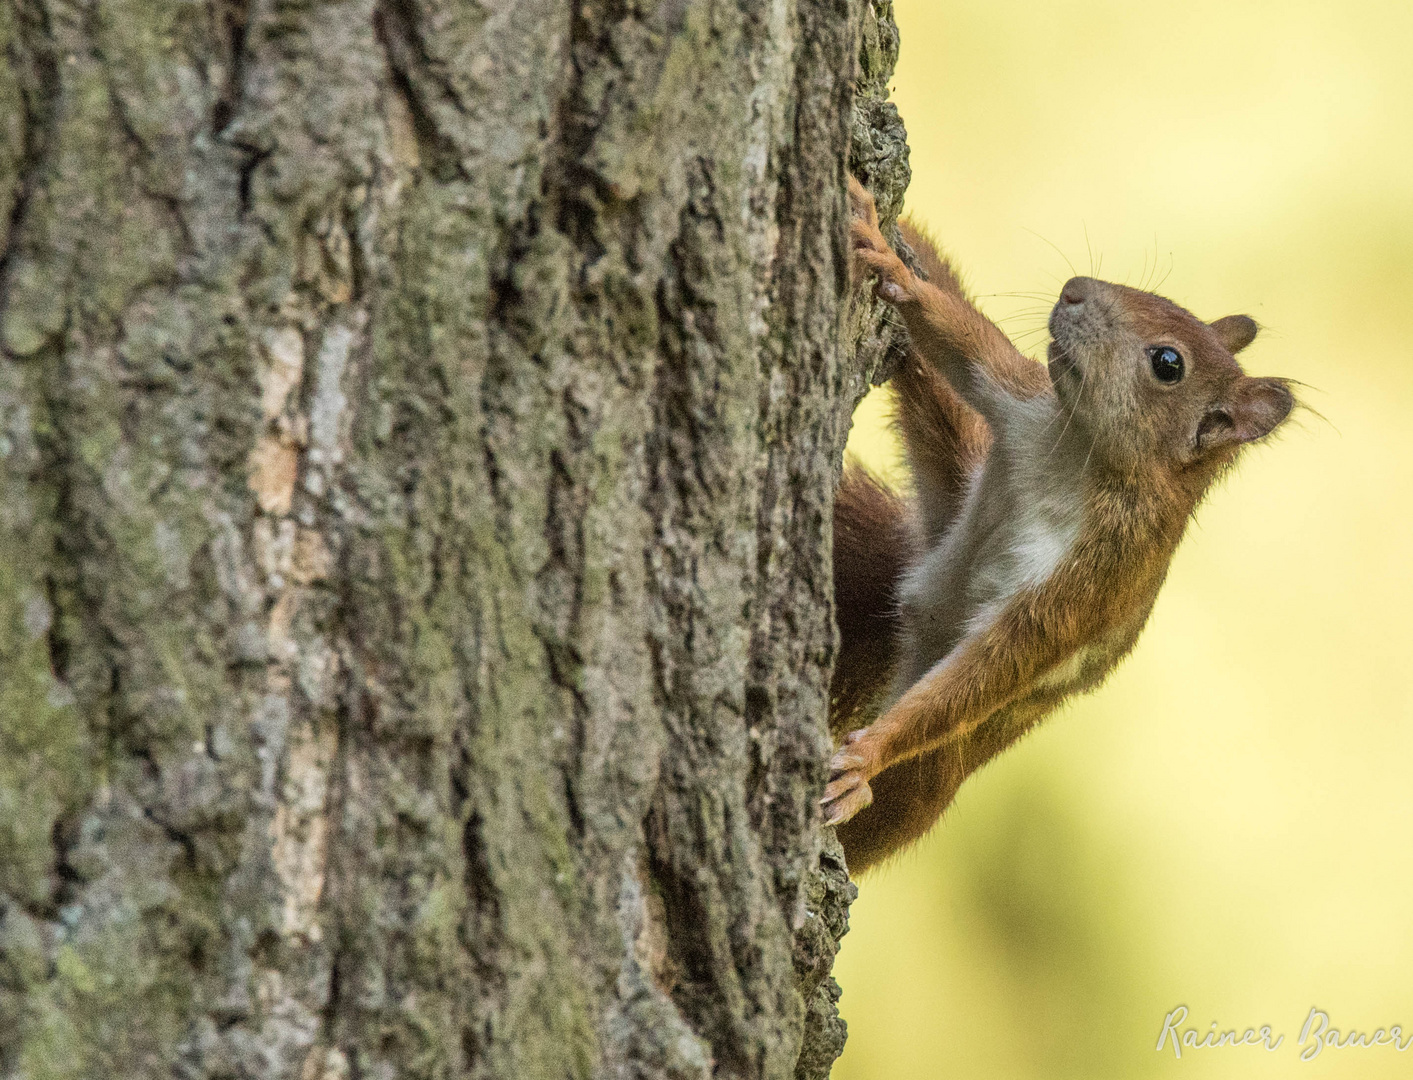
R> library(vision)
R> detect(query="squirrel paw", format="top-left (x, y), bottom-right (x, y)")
top-left (821, 730), bottom-right (877, 826)
top-left (846, 175), bottom-right (914, 304)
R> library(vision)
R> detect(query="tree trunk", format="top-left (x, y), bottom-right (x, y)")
top-left (0, 0), bottom-right (908, 1076)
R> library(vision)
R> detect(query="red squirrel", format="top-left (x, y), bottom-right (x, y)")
top-left (827, 176), bottom-right (1294, 872)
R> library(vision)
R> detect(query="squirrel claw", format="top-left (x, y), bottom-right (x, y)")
top-left (821, 771), bottom-right (873, 827)
top-left (821, 733), bottom-right (877, 826)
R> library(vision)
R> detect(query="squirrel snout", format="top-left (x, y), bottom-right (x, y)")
top-left (1060, 276), bottom-right (1099, 306)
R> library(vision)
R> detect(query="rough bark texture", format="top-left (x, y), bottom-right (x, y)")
top-left (0, 1), bottom-right (908, 1077)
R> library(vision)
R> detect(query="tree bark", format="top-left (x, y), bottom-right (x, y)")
top-left (0, 0), bottom-right (909, 1077)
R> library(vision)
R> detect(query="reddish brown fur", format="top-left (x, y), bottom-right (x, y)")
top-left (830, 465), bottom-right (911, 729)
top-left (828, 177), bottom-right (1293, 872)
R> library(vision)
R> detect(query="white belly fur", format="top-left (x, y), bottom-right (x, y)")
top-left (901, 395), bottom-right (1089, 680)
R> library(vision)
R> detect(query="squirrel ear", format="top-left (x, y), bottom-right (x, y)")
top-left (1197, 376), bottom-right (1294, 453)
top-left (1209, 314), bottom-right (1259, 354)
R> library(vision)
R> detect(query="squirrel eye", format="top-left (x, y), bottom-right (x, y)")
top-left (1148, 345), bottom-right (1184, 384)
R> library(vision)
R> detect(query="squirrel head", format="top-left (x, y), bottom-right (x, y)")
top-left (1046, 276), bottom-right (1293, 485)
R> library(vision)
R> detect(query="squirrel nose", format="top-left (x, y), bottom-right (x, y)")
top-left (1060, 277), bottom-right (1097, 306)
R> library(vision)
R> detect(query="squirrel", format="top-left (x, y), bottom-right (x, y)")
top-left (826, 175), bottom-right (1294, 873)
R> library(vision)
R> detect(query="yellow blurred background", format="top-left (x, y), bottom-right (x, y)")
top-left (833, 1), bottom-right (1413, 1077)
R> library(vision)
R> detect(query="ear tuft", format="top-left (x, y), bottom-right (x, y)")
top-left (1209, 314), bottom-right (1259, 354)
